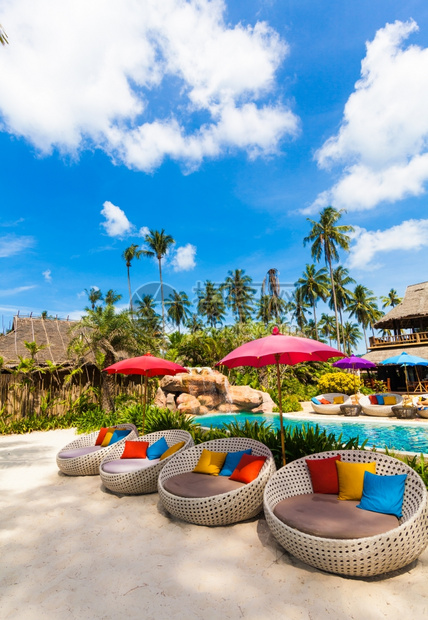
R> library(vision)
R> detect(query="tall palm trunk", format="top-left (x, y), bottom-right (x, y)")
top-left (158, 255), bottom-right (165, 333)
top-left (101, 351), bottom-right (115, 413)
top-left (327, 255), bottom-right (341, 348)
top-left (312, 301), bottom-right (318, 339)
top-left (127, 263), bottom-right (133, 315)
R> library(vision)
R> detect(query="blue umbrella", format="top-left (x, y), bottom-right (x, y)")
top-left (380, 351), bottom-right (428, 394)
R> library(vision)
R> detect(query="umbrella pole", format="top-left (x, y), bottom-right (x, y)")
top-left (275, 359), bottom-right (286, 467)
top-left (142, 374), bottom-right (148, 434)
top-left (404, 365), bottom-right (410, 402)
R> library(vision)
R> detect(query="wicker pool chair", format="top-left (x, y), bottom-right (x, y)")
top-left (158, 437), bottom-right (276, 526)
top-left (359, 393), bottom-right (403, 417)
top-left (264, 450), bottom-right (428, 577)
top-left (56, 424), bottom-right (138, 476)
top-left (412, 394), bottom-right (428, 419)
top-left (99, 429), bottom-right (194, 495)
top-left (311, 393), bottom-right (351, 415)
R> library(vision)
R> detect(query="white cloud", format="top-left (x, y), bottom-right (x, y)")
top-left (307, 20), bottom-right (428, 213)
top-left (100, 201), bottom-right (133, 237)
top-left (0, 234), bottom-right (35, 257)
top-left (0, 0), bottom-right (298, 171)
top-left (138, 226), bottom-right (150, 237)
top-left (172, 243), bottom-right (196, 271)
top-left (348, 219), bottom-right (428, 270)
top-left (42, 269), bottom-right (52, 282)
top-left (0, 285), bottom-right (37, 297)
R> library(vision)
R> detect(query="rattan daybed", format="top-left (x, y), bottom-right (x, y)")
top-left (413, 394), bottom-right (428, 419)
top-left (263, 450), bottom-right (428, 577)
top-left (99, 429), bottom-right (194, 495)
top-left (158, 437), bottom-right (276, 526)
top-left (311, 393), bottom-right (351, 415)
top-left (359, 393), bottom-right (403, 417)
top-left (56, 424), bottom-right (138, 476)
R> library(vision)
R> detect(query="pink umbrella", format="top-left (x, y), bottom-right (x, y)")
top-left (104, 353), bottom-right (188, 433)
top-left (217, 327), bottom-right (345, 466)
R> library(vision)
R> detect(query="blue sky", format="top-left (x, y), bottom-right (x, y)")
top-left (1, 0), bottom-right (428, 348)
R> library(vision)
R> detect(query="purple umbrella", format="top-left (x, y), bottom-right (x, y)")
top-left (333, 355), bottom-right (376, 393)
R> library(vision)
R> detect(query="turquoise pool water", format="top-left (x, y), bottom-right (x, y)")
top-left (195, 413), bottom-right (428, 453)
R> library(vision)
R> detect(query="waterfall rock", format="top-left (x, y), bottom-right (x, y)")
top-left (227, 385), bottom-right (263, 409)
top-left (154, 387), bottom-right (167, 408)
top-left (251, 391), bottom-right (276, 414)
top-left (176, 393), bottom-right (201, 415)
top-left (166, 393), bottom-right (177, 412)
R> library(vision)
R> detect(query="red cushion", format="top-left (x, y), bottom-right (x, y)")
top-left (318, 398), bottom-right (331, 405)
top-left (369, 395), bottom-right (379, 405)
top-left (120, 441), bottom-right (149, 459)
top-left (229, 454), bottom-right (267, 483)
top-left (305, 455), bottom-right (342, 494)
top-left (95, 428), bottom-right (109, 446)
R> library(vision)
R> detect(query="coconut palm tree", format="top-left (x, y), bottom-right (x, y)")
top-left (0, 24), bottom-right (8, 46)
top-left (104, 289), bottom-right (122, 306)
top-left (380, 288), bottom-right (402, 309)
top-left (261, 268), bottom-right (283, 322)
top-left (304, 206), bottom-right (354, 349)
top-left (296, 264), bottom-right (329, 339)
top-left (141, 229), bottom-right (175, 333)
top-left (197, 280), bottom-right (226, 327)
top-left (85, 287), bottom-right (103, 310)
top-left (136, 295), bottom-right (161, 334)
top-left (222, 269), bottom-right (256, 323)
top-left (347, 284), bottom-right (378, 350)
top-left (341, 322), bottom-right (362, 356)
top-left (286, 287), bottom-right (310, 334)
top-left (166, 291), bottom-right (192, 333)
top-left (122, 244), bottom-right (143, 314)
top-left (329, 266), bottom-right (355, 343)
top-left (186, 313), bottom-right (204, 334)
top-left (318, 313), bottom-right (336, 346)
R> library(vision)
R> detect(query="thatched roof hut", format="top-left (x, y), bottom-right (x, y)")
top-left (363, 345), bottom-right (428, 364)
top-left (374, 282), bottom-right (428, 331)
top-left (0, 316), bottom-right (79, 368)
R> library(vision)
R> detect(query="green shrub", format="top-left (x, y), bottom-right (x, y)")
top-left (317, 372), bottom-right (360, 395)
top-left (272, 394), bottom-right (303, 413)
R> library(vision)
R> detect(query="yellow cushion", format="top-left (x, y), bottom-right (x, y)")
top-left (333, 396), bottom-right (344, 404)
top-left (336, 460), bottom-right (376, 501)
top-left (160, 441), bottom-right (186, 461)
top-left (100, 428), bottom-right (115, 447)
top-left (193, 449), bottom-right (227, 476)
top-left (383, 396), bottom-right (396, 405)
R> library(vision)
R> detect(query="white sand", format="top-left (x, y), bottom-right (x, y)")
top-left (1, 429), bottom-right (428, 620)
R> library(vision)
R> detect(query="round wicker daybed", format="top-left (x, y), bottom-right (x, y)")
top-left (99, 429), bottom-right (194, 495)
top-left (413, 394), bottom-right (428, 419)
top-left (56, 424), bottom-right (138, 476)
top-left (311, 393), bottom-right (351, 415)
top-left (263, 450), bottom-right (428, 577)
top-left (359, 393), bottom-right (403, 417)
top-left (158, 437), bottom-right (276, 527)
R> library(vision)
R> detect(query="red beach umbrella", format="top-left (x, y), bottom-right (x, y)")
top-left (104, 353), bottom-right (188, 433)
top-left (217, 327), bottom-right (345, 466)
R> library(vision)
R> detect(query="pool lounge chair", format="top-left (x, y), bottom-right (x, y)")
top-left (56, 424), bottom-right (138, 476)
top-left (359, 393), bottom-right (403, 417)
top-left (99, 429), bottom-right (194, 495)
top-left (311, 393), bottom-right (351, 415)
top-left (263, 450), bottom-right (428, 577)
top-left (158, 437), bottom-right (276, 526)
top-left (412, 394), bottom-right (428, 419)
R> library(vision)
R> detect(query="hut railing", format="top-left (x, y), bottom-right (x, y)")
top-left (369, 331), bottom-right (428, 349)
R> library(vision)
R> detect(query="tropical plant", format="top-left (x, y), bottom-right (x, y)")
top-left (122, 244), bottom-right (143, 313)
top-left (347, 284), bottom-right (378, 350)
top-left (197, 280), bottom-right (226, 327)
top-left (222, 269), bottom-right (256, 323)
top-left (296, 264), bottom-right (329, 339)
top-left (23, 340), bottom-right (47, 360)
top-left (136, 294), bottom-right (162, 333)
top-left (318, 313), bottom-right (336, 346)
top-left (0, 24), bottom-right (8, 46)
top-left (85, 287), bottom-right (103, 310)
top-left (261, 268), bottom-right (287, 323)
top-left (142, 229), bottom-right (175, 333)
top-left (186, 313), bottom-right (204, 333)
top-left (105, 289), bottom-right (122, 306)
top-left (330, 266), bottom-right (355, 345)
top-left (317, 371), bottom-right (361, 395)
top-left (380, 288), bottom-right (402, 309)
top-left (341, 321), bottom-right (362, 355)
top-left (286, 287), bottom-right (310, 333)
top-left (304, 206), bottom-right (354, 348)
top-left (166, 291), bottom-right (192, 332)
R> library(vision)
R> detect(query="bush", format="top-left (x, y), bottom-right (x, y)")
top-left (272, 394), bottom-right (303, 413)
top-left (317, 372), bottom-right (360, 395)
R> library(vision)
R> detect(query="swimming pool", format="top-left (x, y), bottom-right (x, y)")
top-left (194, 412), bottom-right (428, 454)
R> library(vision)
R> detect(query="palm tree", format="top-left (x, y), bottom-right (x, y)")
top-left (381, 288), bottom-right (402, 309)
top-left (142, 229), bottom-right (175, 333)
top-left (122, 244), bottom-right (143, 314)
top-left (136, 295), bottom-right (161, 334)
top-left (347, 284), bottom-right (378, 350)
top-left (166, 291), bottom-right (192, 333)
top-left (0, 24), bottom-right (8, 46)
top-left (262, 268), bottom-right (283, 322)
top-left (330, 266), bottom-right (355, 344)
top-left (286, 287), bottom-right (310, 334)
top-left (104, 289), bottom-right (122, 306)
top-left (341, 322), bottom-right (362, 356)
top-left (85, 287), bottom-right (103, 310)
top-left (318, 313), bottom-right (336, 346)
top-left (222, 269), bottom-right (256, 323)
top-left (186, 313), bottom-right (204, 334)
top-left (296, 264), bottom-right (329, 339)
top-left (304, 206), bottom-right (354, 349)
top-left (197, 280), bottom-right (226, 327)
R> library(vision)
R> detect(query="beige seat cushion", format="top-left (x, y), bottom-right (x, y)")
top-left (273, 494), bottom-right (399, 539)
top-left (163, 472), bottom-right (245, 498)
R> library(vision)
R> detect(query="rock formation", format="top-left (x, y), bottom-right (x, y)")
top-left (154, 367), bottom-right (275, 415)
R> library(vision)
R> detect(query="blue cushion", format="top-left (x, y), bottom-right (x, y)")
top-left (376, 394), bottom-right (385, 405)
top-left (311, 397), bottom-right (321, 405)
top-left (108, 429), bottom-right (130, 445)
top-left (357, 471), bottom-right (407, 518)
top-left (146, 436), bottom-right (169, 460)
top-left (219, 449), bottom-right (252, 476)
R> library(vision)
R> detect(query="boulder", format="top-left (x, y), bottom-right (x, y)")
top-left (154, 387), bottom-right (167, 409)
top-left (160, 369), bottom-right (230, 397)
top-left (166, 393), bottom-right (177, 412)
top-left (197, 392), bottom-right (224, 410)
top-left (217, 403), bottom-right (242, 413)
top-left (251, 391), bottom-right (276, 414)
top-left (228, 385), bottom-right (263, 409)
top-left (177, 393), bottom-right (201, 415)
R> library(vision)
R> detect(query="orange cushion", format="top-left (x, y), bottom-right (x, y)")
top-left (369, 395), bottom-right (378, 405)
top-left (306, 455), bottom-right (342, 494)
top-left (319, 398), bottom-right (331, 405)
top-left (120, 441), bottom-right (149, 459)
top-left (95, 427), bottom-right (110, 446)
top-left (229, 454), bottom-right (267, 484)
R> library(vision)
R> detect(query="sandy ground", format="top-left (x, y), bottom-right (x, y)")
top-left (1, 429), bottom-right (428, 620)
